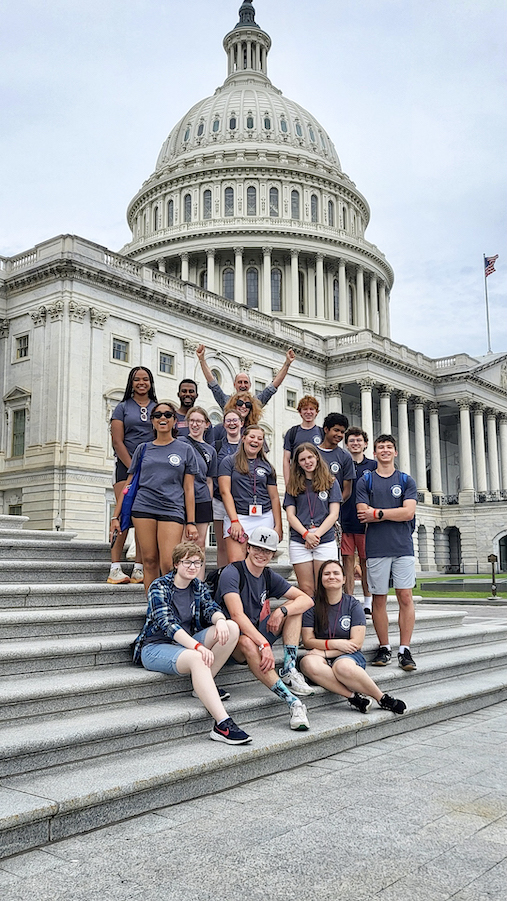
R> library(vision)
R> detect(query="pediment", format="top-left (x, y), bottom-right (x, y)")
top-left (3, 385), bottom-right (31, 403)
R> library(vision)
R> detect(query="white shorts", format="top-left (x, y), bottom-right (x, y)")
top-left (289, 539), bottom-right (338, 565)
top-left (212, 497), bottom-right (227, 520)
top-left (367, 556), bottom-right (416, 595)
top-left (223, 510), bottom-right (275, 540)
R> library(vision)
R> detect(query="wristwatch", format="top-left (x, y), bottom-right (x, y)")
top-left (280, 606), bottom-right (288, 617)
top-left (377, 509), bottom-right (384, 520)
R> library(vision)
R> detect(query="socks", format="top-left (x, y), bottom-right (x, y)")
top-left (399, 645), bottom-right (409, 654)
top-left (270, 679), bottom-right (298, 708)
top-left (280, 644), bottom-right (297, 676)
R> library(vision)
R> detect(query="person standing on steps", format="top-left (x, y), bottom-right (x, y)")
top-left (356, 434), bottom-right (418, 672)
top-left (196, 344), bottom-right (295, 410)
top-left (217, 527), bottom-right (315, 732)
top-left (340, 427), bottom-right (377, 613)
top-left (212, 410), bottom-right (242, 568)
top-left (109, 366), bottom-right (158, 585)
top-left (282, 394), bottom-right (323, 485)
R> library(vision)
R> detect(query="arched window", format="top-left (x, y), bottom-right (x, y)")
top-left (224, 187), bottom-right (234, 217)
top-left (311, 194), bottom-right (318, 223)
top-left (153, 206), bottom-right (159, 231)
top-left (320, 132), bottom-right (326, 150)
top-left (291, 190), bottom-right (300, 220)
top-left (333, 278), bottom-right (340, 321)
top-left (247, 186), bottom-right (257, 216)
top-left (246, 267), bottom-right (259, 308)
top-left (280, 118), bottom-right (288, 133)
top-left (349, 285), bottom-right (355, 324)
top-left (246, 115), bottom-right (254, 130)
top-left (183, 127), bottom-right (190, 142)
top-left (328, 200), bottom-right (335, 227)
top-left (309, 126), bottom-right (316, 143)
top-left (203, 189), bottom-right (212, 219)
top-left (212, 118), bottom-right (220, 133)
top-left (271, 268), bottom-right (282, 312)
top-left (342, 205), bottom-right (348, 230)
top-left (184, 193), bottom-right (192, 223)
top-left (269, 187), bottom-right (279, 217)
top-left (167, 199), bottom-right (174, 227)
top-left (298, 271), bottom-right (305, 314)
top-left (197, 122), bottom-right (204, 136)
top-left (295, 122), bottom-right (303, 137)
top-left (222, 268), bottom-right (235, 300)
top-left (264, 116), bottom-right (271, 130)
top-left (229, 116), bottom-right (237, 130)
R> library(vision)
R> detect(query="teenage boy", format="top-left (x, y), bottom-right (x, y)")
top-left (340, 428), bottom-right (377, 612)
top-left (282, 394), bottom-right (323, 484)
top-left (175, 379), bottom-right (199, 438)
top-left (218, 527), bottom-right (315, 731)
top-left (317, 413), bottom-right (355, 503)
top-left (196, 345), bottom-right (295, 409)
top-left (356, 434), bottom-right (418, 671)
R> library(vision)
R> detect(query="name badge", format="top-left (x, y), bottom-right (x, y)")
top-left (249, 504), bottom-right (262, 516)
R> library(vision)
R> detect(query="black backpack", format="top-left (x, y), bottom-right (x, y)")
top-left (205, 560), bottom-right (274, 605)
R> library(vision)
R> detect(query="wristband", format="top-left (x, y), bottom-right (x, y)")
top-left (302, 529), bottom-right (309, 539)
top-left (372, 509), bottom-right (377, 519)
top-left (258, 642), bottom-right (270, 651)
top-left (325, 639), bottom-right (330, 650)
top-left (194, 642), bottom-right (202, 650)
top-left (111, 517), bottom-right (119, 521)
top-left (231, 519), bottom-right (240, 523)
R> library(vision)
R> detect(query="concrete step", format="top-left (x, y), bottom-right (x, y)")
top-left (0, 605), bottom-right (145, 640)
top-left (0, 561), bottom-right (115, 583)
top-left (1, 666), bottom-right (506, 861)
top-left (0, 582), bottom-right (145, 609)
top-left (2, 639), bottom-right (507, 778)
top-left (0, 538), bottom-right (111, 562)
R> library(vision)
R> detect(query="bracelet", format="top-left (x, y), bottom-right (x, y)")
top-left (111, 517), bottom-right (119, 522)
top-left (372, 509), bottom-right (377, 519)
top-left (325, 639), bottom-right (330, 650)
top-left (302, 529), bottom-right (309, 539)
top-left (231, 519), bottom-right (240, 523)
top-left (258, 642), bottom-right (270, 651)
top-left (186, 521), bottom-right (197, 526)
top-left (194, 642), bottom-right (202, 650)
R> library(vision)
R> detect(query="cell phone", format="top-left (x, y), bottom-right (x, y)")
top-left (110, 529), bottom-right (119, 548)
top-left (227, 526), bottom-right (248, 543)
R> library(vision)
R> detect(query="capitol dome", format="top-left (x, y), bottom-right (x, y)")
top-left (122, 0), bottom-right (394, 337)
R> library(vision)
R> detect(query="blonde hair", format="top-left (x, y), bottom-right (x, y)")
top-left (185, 405), bottom-right (210, 425)
top-left (223, 391), bottom-right (262, 427)
top-left (234, 425), bottom-right (275, 477)
top-left (286, 442), bottom-right (334, 495)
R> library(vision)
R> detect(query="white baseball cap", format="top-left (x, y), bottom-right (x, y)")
top-left (247, 527), bottom-right (279, 552)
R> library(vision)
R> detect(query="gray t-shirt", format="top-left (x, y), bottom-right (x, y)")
top-left (170, 584), bottom-right (195, 635)
top-left (111, 398), bottom-right (157, 456)
top-left (208, 381), bottom-right (277, 410)
top-left (302, 593), bottom-right (366, 638)
top-left (129, 439), bottom-right (198, 520)
top-left (218, 561), bottom-right (292, 625)
top-left (184, 438), bottom-right (217, 503)
top-left (317, 445), bottom-right (356, 490)
top-left (355, 469), bottom-right (417, 558)
top-left (284, 478), bottom-right (342, 544)
top-left (213, 437), bottom-right (241, 500)
top-left (218, 455), bottom-right (277, 515)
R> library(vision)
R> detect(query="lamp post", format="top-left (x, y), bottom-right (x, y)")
top-left (487, 553), bottom-right (498, 600)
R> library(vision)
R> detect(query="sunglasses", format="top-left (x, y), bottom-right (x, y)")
top-left (236, 400), bottom-right (252, 409)
top-left (152, 410), bottom-right (175, 420)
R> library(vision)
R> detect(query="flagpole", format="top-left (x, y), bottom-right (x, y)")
top-left (484, 253), bottom-right (492, 354)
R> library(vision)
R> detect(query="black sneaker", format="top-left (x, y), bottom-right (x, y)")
top-left (371, 646), bottom-right (392, 666)
top-left (348, 692), bottom-right (373, 714)
top-left (192, 687), bottom-right (231, 701)
top-left (379, 693), bottom-right (407, 715)
top-left (210, 717), bottom-right (252, 745)
top-left (398, 649), bottom-right (417, 671)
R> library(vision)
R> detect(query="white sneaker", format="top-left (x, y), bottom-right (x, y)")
top-left (130, 566), bottom-right (144, 584)
top-left (107, 567), bottom-right (130, 584)
top-left (280, 667), bottom-right (315, 697)
top-left (290, 700), bottom-right (309, 731)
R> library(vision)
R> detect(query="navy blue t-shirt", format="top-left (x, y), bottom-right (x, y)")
top-left (302, 593), bottom-right (366, 638)
top-left (218, 561), bottom-right (291, 625)
top-left (218, 455), bottom-right (276, 515)
top-left (213, 438), bottom-right (241, 501)
top-left (283, 479), bottom-right (342, 544)
top-left (355, 469), bottom-right (417, 558)
top-left (340, 457), bottom-right (377, 534)
top-left (316, 445), bottom-right (356, 490)
top-left (284, 424), bottom-right (323, 457)
top-left (184, 438), bottom-right (217, 503)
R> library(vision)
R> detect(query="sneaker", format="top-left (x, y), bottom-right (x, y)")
top-left (348, 692), bottom-right (373, 714)
top-left (193, 687), bottom-right (231, 701)
top-left (289, 700), bottom-right (310, 731)
top-left (279, 667), bottom-right (315, 697)
top-left (363, 606), bottom-right (372, 616)
top-left (379, 693), bottom-right (407, 715)
top-left (130, 566), bottom-right (144, 584)
top-left (398, 649), bottom-right (417, 671)
top-left (106, 567), bottom-right (130, 584)
top-left (371, 646), bottom-right (392, 666)
top-left (210, 717), bottom-right (251, 745)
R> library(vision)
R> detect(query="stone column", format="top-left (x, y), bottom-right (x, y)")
top-left (206, 248), bottom-right (215, 294)
top-left (458, 400), bottom-right (474, 492)
top-left (261, 246), bottom-right (272, 314)
top-left (234, 247), bottom-right (244, 306)
top-left (380, 388), bottom-right (392, 435)
top-left (181, 252), bottom-right (189, 282)
top-left (356, 267), bottom-right (365, 328)
top-left (473, 406), bottom-right (487, 492)
top-left (379, 281), bottom-right (389, 337)
top-left (486, 411), bottom-right (500, 492)
top-left (290, 249), bottom-right (299, 317)
top-left (397, 392), bottom-right (410, 475)
top-left (414, 401), bottom-right (427, 491)
top-left (307, 260), bottom-right (316, 317)
top-left (500, 415), bottom-right (507, 491)
top-left (369, 275), bottom-right (378, 333)
top-left (326, 384), bottom-right (342, 416)
top-left (338, 259), bottom-right (347, 325)
top-left (139, 325), bottom-right (156, 369)
top-left (157, 259), bottom-right (166, 273)
top-left (316, 253), bottom-right (325, 319)
top-left (360, 380), bottom-right (374, 448)
top-left (429, 406), bottom-right (443, 495)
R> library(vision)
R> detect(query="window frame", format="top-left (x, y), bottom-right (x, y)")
top-left (111, 336), bottom-right (131, 366)
top-left (158, 350), bottom-right (175, 376)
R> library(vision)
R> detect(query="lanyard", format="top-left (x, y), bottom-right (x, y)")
top-left (305, 481), bottom-right (318, 527)
top-left (248, 459), bottom-right (259, 503)
top-left (327, 599), bottom-right (343, 638)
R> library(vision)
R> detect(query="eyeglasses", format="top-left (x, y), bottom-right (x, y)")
top-left (188, 419), bottom-right (206, 426)
top-left (152, 410), bottom-right (175, 420)
top-left (236, 400), bottom-right (252, 409)
top-left (224, 419), bottom-right (241, 426)
top-left (179, 559), bottom-right (201, 568)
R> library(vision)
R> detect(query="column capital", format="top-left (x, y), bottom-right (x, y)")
top-left (290, 248), bottom-right (299, 259)
top-left (325, 382), bottom-right (342, 397)
top-left (0, 318), bottom-right (9, 338)
top-left (486, 409), bottom-right (498, 421)
top-left (30, 306), bottom-right (47, 326)
top-left (359, 378), bottom-right (374, 392)
top-left (457, 397), bottom-right (472, 410)
top-left (499, 413), bottom-right (507, 423)
top-left (262, 246), bottom-right (273, 255)
top-left (68, 301), bottom-right (87, 323)
top-left (379, 386), bottom-right (391, 399)
top-left (90, 307), bottom-right (108, 329)
top-left (429, 404), bottom-right (440, 416)
top-left (239, 357), bottom-right (253, 372)
top-left (139, 325), bottom-right (156, 344)
top-left (302, 378), bottom-right (315, 393)
top-left (472, 403), bottom-right (485, 414)
top-left (205, 247), bottom-right (215, 257)
top-left (234, 246), bottom-right (244, 256)
top-left (315, 252), bottom-right (324, 263)
top-left (183, 339), bottom-right (199, 356)
top-left (397, 391), bottom-right (410, 403)
top-left (180, 252), bottom-right (189, 262)
top-left (413, 397), bottom-right (426, 409)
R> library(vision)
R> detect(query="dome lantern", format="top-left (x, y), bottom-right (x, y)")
top-left (223, 0), bottom-right (271, 80)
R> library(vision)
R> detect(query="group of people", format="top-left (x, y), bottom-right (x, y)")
top-left (108, 348), bottom-right (419, 744)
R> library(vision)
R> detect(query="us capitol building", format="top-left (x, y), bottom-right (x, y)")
top-left (1, 1), bottom-right (506, 573)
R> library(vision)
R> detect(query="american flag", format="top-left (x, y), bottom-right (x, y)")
top-left (485, 254), bottom-right (498, 277)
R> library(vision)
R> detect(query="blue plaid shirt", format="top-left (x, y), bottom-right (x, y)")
top-left (133, 572), bottom-right (221, 664)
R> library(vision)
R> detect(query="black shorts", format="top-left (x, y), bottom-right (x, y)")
top-left (115, 460), bottom-right (129, 483)
top-left (194, 501), bottom-right (213, 524)
top-left (131, 511), bottom-right (185, 524)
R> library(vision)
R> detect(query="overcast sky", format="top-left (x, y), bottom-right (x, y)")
top-left (1, 0), bottom-right (506, 359)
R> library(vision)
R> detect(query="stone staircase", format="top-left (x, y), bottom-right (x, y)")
top-left (1, 520), bottom-right (507, 861)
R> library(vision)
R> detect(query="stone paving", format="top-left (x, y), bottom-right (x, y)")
top-left (1, 700), bottom-right (506, 900)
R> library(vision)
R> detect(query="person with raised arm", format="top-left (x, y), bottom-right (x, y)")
top-left (196, 344), bottom-right (295, 409)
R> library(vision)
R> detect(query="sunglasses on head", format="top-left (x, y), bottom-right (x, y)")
top-left (236, 400), bottom-right (252, 409)
top-left (152, 410), bottom-right (175, 420)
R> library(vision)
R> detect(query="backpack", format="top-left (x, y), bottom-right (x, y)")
top-left (205, 560), bottom-right (274, 607)
top-left (362, 469), bottom-right (416, 533)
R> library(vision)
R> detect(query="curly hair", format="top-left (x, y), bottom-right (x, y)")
top-left (286, 443), bottom-right (334, 496)
top-left (223, 391), bottom-right (262, 428)
top-left (233, 425), bottom-right (275, 477)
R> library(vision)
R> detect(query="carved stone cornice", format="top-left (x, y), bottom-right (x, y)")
top-left (90, 307), bottom-right (108, 329)
top-left (139, 324), bottom-right (156, 344)
top-left (68, 301), bottom-right (87, 323)
top-left (30, 306), bottom-right (47, 326)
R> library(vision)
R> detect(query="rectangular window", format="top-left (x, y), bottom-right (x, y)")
top-left (112, 337), bottom-right (129, 363)
top-left (254, 380), bottom-right (266, 394)
top-left (159, 351), bottom-right (175, 375)
top-left (16, 335), bottom-right (29, 359)
top-left (286, 389), bottom-right (297, 410)
top-left (8, 504), bottom-right (22, 516)
top-left (11, 409), bottom-right (26, 457)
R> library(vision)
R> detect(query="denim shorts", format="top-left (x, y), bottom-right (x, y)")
top-left (140, 627), bottom-right (211, 675)
top-left (327, 650), bottom-right (366, 669)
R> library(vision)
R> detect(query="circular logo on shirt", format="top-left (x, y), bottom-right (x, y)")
top-left (313, 435), bottom-right (322, 445)
top-left (256, 468), bottom-right (267, 478)
top-left (168, 454), bottom-right (182, 466)
top-left (391, 485), bottom-right (402, 498)
top-left (318, 491), bottom-right (328, 500)
top-left (330, 463), bottom-right (340, 474)
top-left (340, 616), bottom-right (351, 631)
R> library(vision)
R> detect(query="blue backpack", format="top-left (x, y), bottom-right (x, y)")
top-left (362, 470), bottom-right (416, 533)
